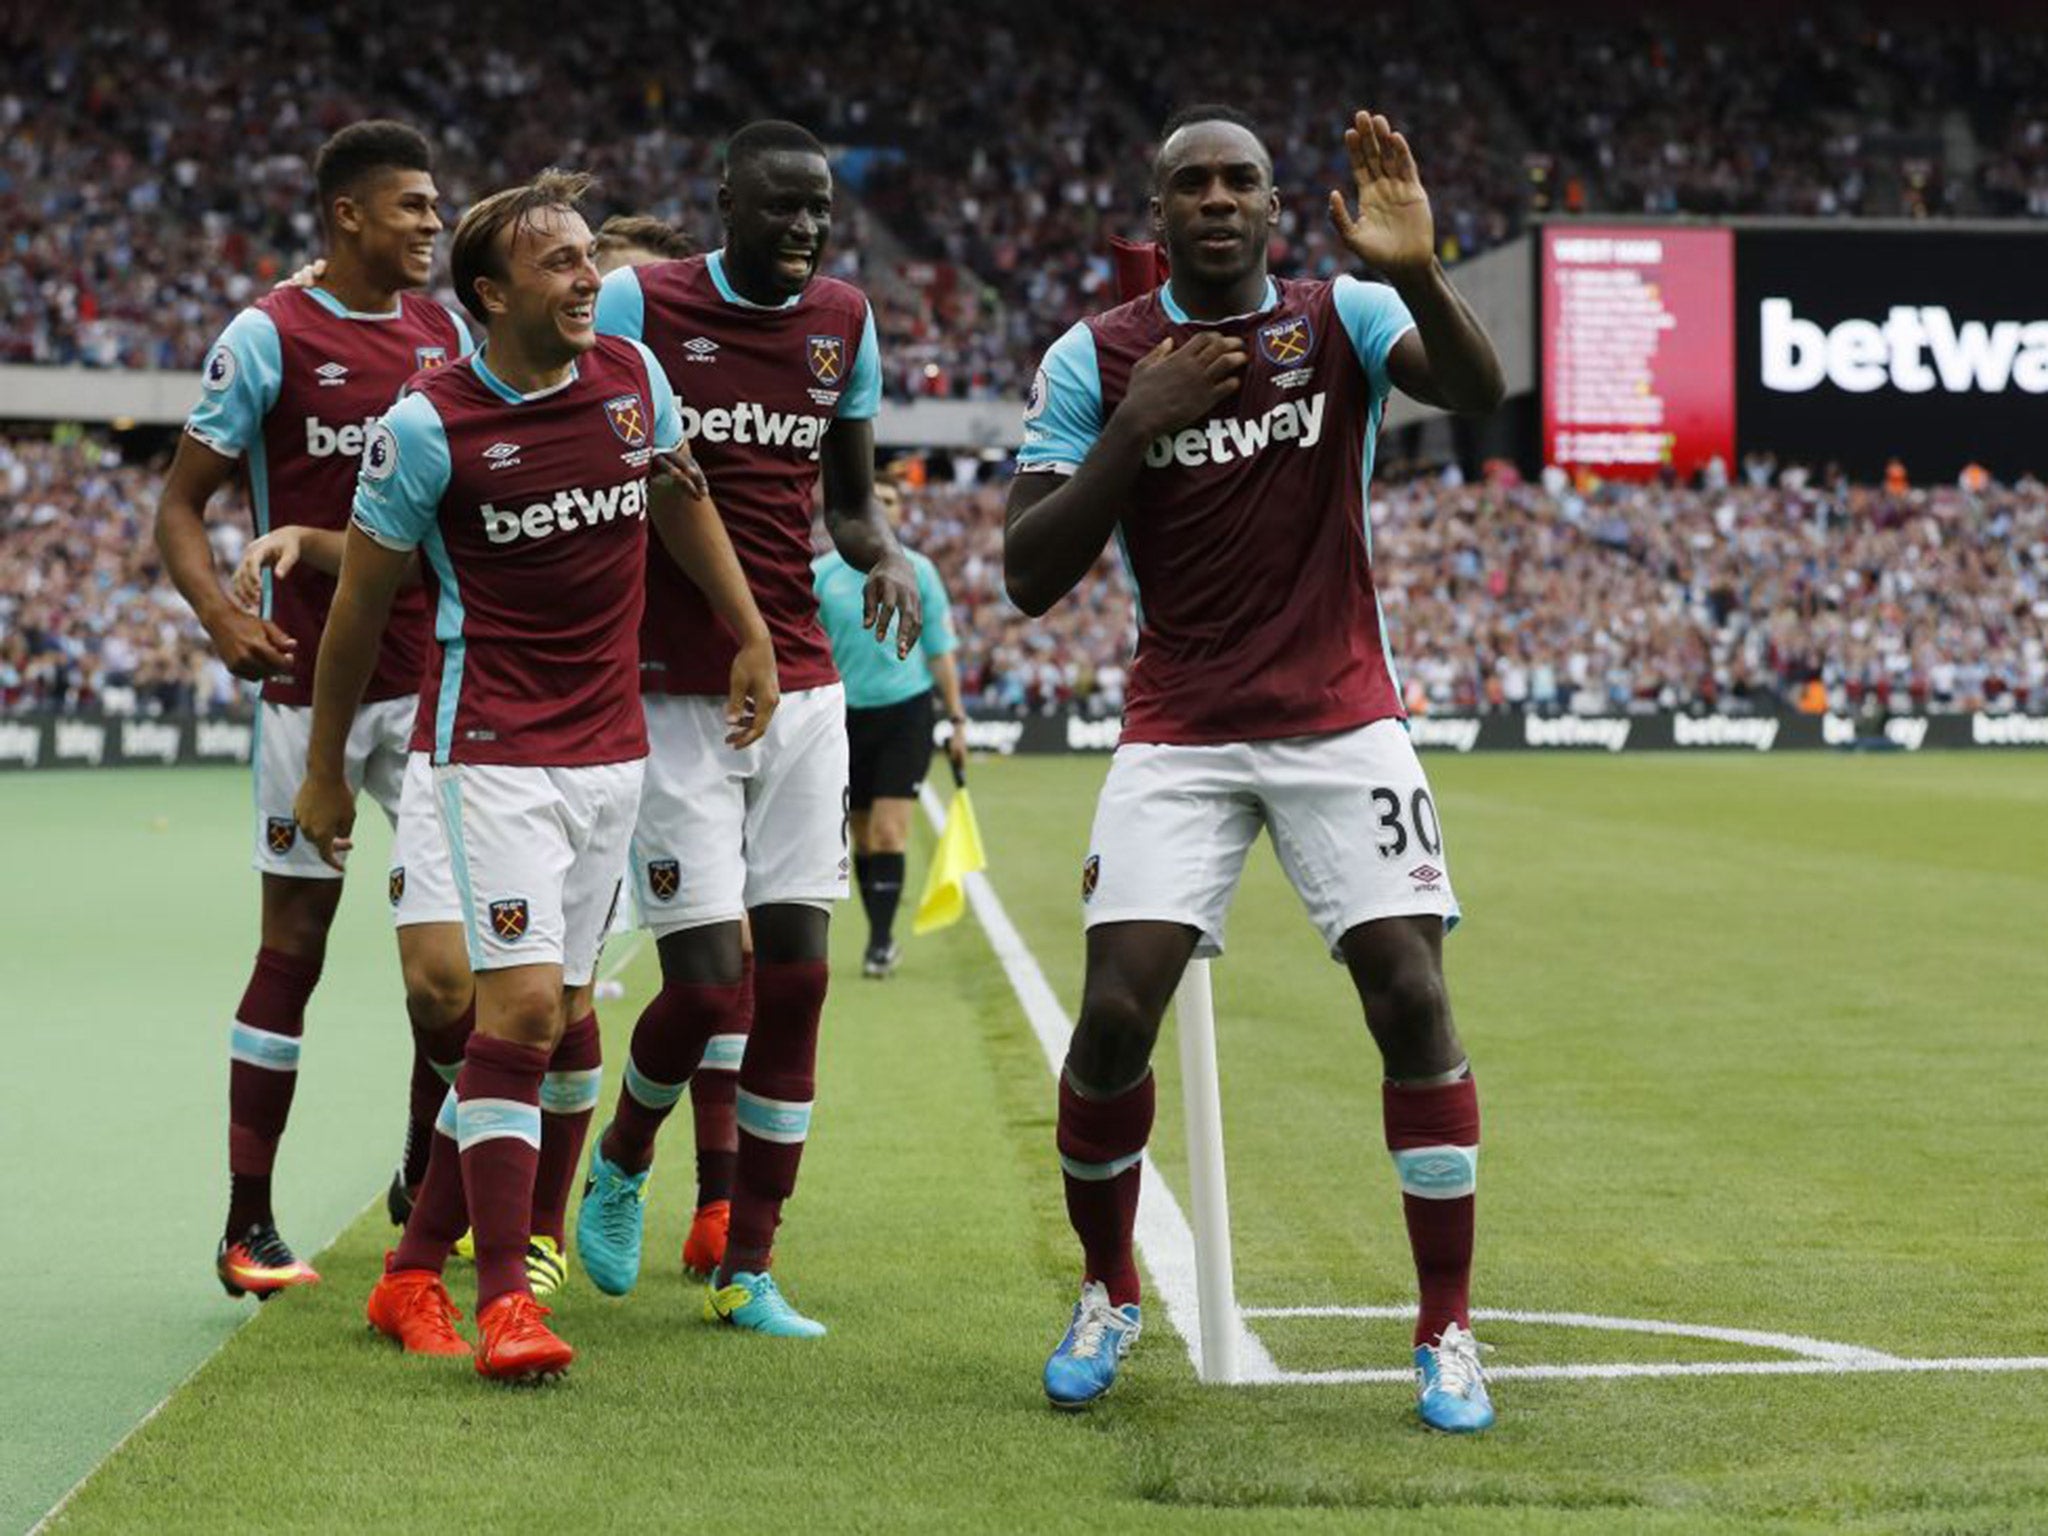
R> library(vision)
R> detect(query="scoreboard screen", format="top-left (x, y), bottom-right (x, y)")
top-left (1541, 226), bottom-right (1735, 481)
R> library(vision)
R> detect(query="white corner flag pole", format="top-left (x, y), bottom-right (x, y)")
top-left (1174, 957), bottom-right (1242, 1384)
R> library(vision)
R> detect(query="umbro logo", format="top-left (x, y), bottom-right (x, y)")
top-left (315, 361), bottom-right (350, 387)
top-left (483, 442), bottom-right (522, 470)
top-left (1409, 863), bottom-right (1444, 891)
top-left (682, 336), bottom-right (719, 362)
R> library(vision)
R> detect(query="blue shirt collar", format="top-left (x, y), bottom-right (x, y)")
top-left (708, 249), bottom-right (805, 311)
top-left (469, 347), bottom-right (580, 404)
top-left (305, 286), bottom-right (405, 322)
top-left (1159, 276), bottom-right (1280, 325)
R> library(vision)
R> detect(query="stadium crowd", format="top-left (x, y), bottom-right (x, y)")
top-left (5, 0), bottom-right (2047, 391)
top-left (7, 428), bottom-right (2043, 722)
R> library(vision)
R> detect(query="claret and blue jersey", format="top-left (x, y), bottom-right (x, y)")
top-left (1016, 274), bottom-right (1418, 746)
top-left (349, 335), bottom-right (683, 769)
top-left (595, 250), bottom-right (881, 697)
top-left (184, 286), bottom-right (472, 706)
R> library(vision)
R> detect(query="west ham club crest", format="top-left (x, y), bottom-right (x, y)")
top-left (807, 334), bottom-right (846, 385)
top-left (604, 393), bottom-right (648, 446)
top-left (1257, 315), bottom-right (1313, 367)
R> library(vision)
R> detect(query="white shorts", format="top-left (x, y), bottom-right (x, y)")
top-left (1082, 719), bottom-right (1460, 959)
top-left (388, 752), bottom-right (464, 928)
top-left (630, 684), bottom-right (851, 936)
top-left (433, 759), bottom-right (644, 986)
top-left (252, 697), bottom-right (411, 878)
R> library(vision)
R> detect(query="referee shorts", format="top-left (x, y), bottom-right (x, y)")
top-left (846, 690), bottom-right (935, 810)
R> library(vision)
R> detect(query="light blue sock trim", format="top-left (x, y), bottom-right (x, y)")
top-left (432, 1057), bottom-right (462, 1086)
top-left (455, 1096), bottom-right (542, 1152)
top-left (699, 1033), bottom-right (748, 1073)
top-left (433, 1087), bottom-right (459, 1139)
top-left (541, 1067), bottom-right (603, 1114)
top-left (735, 1088), bottom-right (812, 1145)
top-left (1392, 1144), bottom-right (1478, 1200)
top-left (1058, 1149), bottom-right (1143, 1182)
top-left (229, 1020), bottom-right (301, 1072)
top-left (623, 1057), bottom-right (686, 1111)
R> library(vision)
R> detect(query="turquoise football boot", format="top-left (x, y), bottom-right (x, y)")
top-left (1043, 1281), bottom-right (1141, 1410)
top-left (573, 1140), bottom-right (649, 1296)
top-left (703, 1269), bottom-right (827, 1338)
top-left (1415, 1321), bottom-right (1495, 1432)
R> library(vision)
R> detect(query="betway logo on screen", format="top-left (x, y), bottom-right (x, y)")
top-left (1760, 299), bottom-right (2048, 395)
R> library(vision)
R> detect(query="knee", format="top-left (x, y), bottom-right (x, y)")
top-left (264, 883), bottom-right (339, 962)
top-left (1361, 960), bottom-right (1457, 1076)
top-left (1071, 985), bottom-right (1160, 1092)
top-left (404, 958), bottom-right (473, 1035)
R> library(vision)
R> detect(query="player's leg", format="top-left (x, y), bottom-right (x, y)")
top-left (387, 750), bottom-right (475, 1225)
top-left (218, 699), bottom-right (354, 1298)
top-left (1263, 720), bottom-right (1489, 1430)
top-left (680, 925), bottom-right (751, 1282)
top-left (432, 760), bottom-right (582, 1382)
top-left (581, 695), bottom-right (750, 1294)
top-left (704, 685), bottom-right (849, 1338)
top-left (1044, 742), bottom-right (1258, 1406)
top-left (705, 900), bottom-right (829, 1336)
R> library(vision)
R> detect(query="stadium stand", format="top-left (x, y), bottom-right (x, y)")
top-left (7, 427), bottom-right (2042, 720)
top-left (5, 0), bottom-right (2046, 389)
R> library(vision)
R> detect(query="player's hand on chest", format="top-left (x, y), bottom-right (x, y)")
top-left (1120, 332), bottom-right (1249, 440)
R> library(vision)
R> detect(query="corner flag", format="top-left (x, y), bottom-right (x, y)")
top-left (913, 761), bottom-right (986, 934)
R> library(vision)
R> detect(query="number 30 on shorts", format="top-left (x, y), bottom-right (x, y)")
top-left (1371, 786), bottom-right (1442, 860)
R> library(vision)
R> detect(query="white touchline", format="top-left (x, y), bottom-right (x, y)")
top-left (919, 786), bottom-right (1279, 1383)
top-left (1246, 1305), bottom-right (1904, 1365)
top-left (919, 785), bottom-right (2048, 1389)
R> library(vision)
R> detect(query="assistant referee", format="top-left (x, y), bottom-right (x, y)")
top-left (812, 478), bottom-right (968, 977)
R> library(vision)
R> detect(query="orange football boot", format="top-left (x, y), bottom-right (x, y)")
top-left (681, 1199), bottom-right (731, 1282)
top-left (216, 1223), bottom-right (320, 1299)
top-left (474, 1293), bottom-right (574, 1383)
top-left (366, 1263), bottom-right (472, 1357)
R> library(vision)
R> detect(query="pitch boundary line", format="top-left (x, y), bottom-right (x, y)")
top-left (33, 923), bottom-right (652, 1531)
top-left (919, 787), bottom-right (1275, 1381)
top-left (923, 786), bottom-right (2048, 1390)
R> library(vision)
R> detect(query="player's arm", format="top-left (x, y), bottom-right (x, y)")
top-left (159, 310), bottom-right (298, 678)
top-left (295, 527), bottom-right (409, 868)
top-left (1004, 331), bottom-right (1245, 617)
top-left (155, 435), bottom-right (298, 679)
top-left (296, 399), bottom-right (448, 866)
top-left (820, 305), bottom-right (920, 656)
top-left (648, 470), bottom-right (780, 749)
top-left (1327, 109), bottom-right (1503, 414)
top-left (231, 525), bottom-right (423, 610)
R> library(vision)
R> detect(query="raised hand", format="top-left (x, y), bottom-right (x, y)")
top-left (1328, 110), bottom-right (1436, 277)
top-left (1119, 332), bottom-right (1248, 440)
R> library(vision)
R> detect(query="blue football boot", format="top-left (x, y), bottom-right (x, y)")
top-left (1415, 1320), bottom-right (1495, 1432)
top-left (703, 1269), bottom-right (827, 1338)
top-left (1043, 1281), bottom-right (1141, 1410)
top-left (573, 1140), bottom-right (649, 1296)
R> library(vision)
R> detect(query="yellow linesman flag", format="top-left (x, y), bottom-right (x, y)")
top-left (913, 780), bottom-right (987, 934)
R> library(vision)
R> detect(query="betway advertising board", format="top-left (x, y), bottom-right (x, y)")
top-left (4, 712), bottom-right (2046, 771)
top-left (1542, 223), bottom-right (2048, 481)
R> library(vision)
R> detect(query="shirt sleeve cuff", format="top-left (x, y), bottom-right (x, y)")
top-left (350, 515), bottom-right (418, 552)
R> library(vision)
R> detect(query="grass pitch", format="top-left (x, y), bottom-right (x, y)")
top-left (12, 752), bottom-right (2048, 1533)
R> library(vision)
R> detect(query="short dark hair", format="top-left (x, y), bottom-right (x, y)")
top-left (313, 120), bottom-right (433, 230)
top-left (1154, 103), bottom-right (1270, 185)
top-left (723, 120), bottom-right (828, 181)
top-left (595, 214), bottom-right (695, 261)
top-left (449, 168), bottom-right (595, 324)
